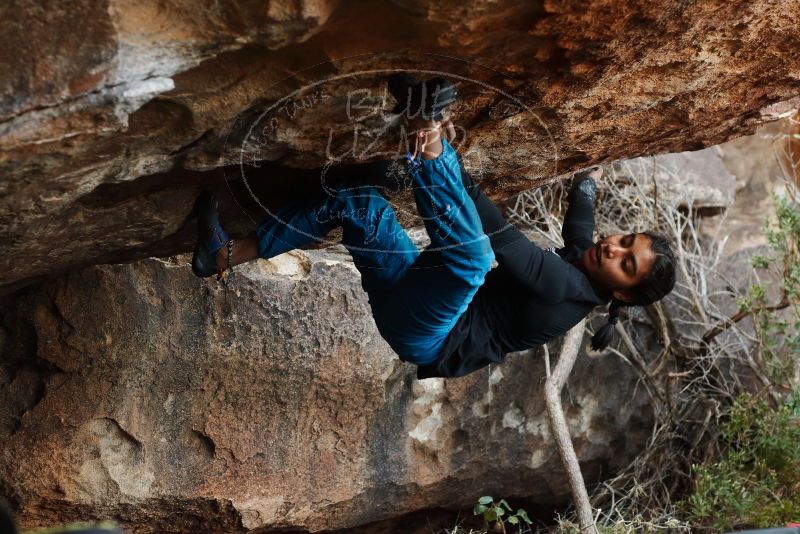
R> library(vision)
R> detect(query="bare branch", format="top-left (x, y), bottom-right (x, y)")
top-left (544, 320), bottom-right (598, 534)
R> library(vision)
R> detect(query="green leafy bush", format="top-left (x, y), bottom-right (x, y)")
top-left (680, 189), bottom-right (800, 531)
top-left (683, 391), bottom-right (800, 531)
top-left (749, 194), bottom-right (800, 384)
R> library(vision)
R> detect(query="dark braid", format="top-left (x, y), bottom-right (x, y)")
top-left (590, 299), bottom-right (621, 351)
top-left (590, 233), bottom-right (677, 351)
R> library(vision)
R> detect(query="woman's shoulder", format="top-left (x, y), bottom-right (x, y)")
top-left (557, 239), bottom-right (594, 262)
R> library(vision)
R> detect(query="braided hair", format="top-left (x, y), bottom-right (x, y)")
top-left (590, 233), bottom-right (677, 351)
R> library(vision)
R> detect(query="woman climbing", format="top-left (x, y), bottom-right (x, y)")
top-left (191, 74), bottom-right (676, 379)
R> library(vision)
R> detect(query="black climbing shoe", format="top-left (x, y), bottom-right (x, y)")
top-left (388, 73), bottom-right (457, 121)
top-left (191, 191), bottom-right (229, 278)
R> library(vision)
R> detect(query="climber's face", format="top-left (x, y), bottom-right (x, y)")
top-left (578, 233), bottom-right (657, 302)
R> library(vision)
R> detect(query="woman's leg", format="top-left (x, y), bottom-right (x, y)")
top-left (253, 186), bottom-right (419, 296)
top-left (316, 148), bottom-right (518, 255)
top-left (210, 117), bottom-right (491, 364)
top-left (214, 122), bottom-right (444, 274)
top-left (213, 236), bottom-right (259, 270)
top-left (211, 154), bottom-right (497, 274)
top-left (405, 128), bottom-right (493, 279)
top-left (369, 135), bottom-right (495, 364)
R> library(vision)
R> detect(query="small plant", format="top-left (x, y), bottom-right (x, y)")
top-left (473, 496), bottom-right (532, 533)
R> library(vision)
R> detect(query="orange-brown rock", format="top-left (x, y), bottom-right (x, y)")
top-left (2, 0), bottom-right (799, 292)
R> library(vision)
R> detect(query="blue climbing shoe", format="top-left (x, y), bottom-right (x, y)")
top-left (388, 73), bottom-right (457, 121)
top-left (191, 191), bottom-right (229, 278)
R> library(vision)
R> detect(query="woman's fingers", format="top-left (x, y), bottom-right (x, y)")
top-left (586, 166), bottom-right (603, 180)
top-left (572, 166), bottom-right (603, 184)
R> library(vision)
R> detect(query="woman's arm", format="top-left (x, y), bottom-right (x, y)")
top-left (458, 163), bottom-right (582, 303)
top-left (561, 174), bottom-right (597, 249)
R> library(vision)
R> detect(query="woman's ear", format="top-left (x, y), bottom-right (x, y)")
top-left (612, 289), bottom-right (635, 303)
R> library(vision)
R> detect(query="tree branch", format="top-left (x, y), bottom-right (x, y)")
top-left (544, 319), bottom-right (598, 534)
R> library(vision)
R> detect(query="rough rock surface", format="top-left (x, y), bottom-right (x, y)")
top-left (2, 0), bottom-right (800, 292)
top-left (0, 251), bottom-right (653, 532)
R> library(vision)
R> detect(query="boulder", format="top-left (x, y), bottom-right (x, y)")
top-left (611, 148), bottom-right (737, 213)
top-left (0, 252), bottom-right (653, 532)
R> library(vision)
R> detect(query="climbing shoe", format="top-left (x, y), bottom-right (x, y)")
top-left (388, 73), bottom-right (457, 121)
top-left (191, 191), bottom-right (229, 278)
